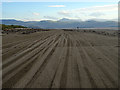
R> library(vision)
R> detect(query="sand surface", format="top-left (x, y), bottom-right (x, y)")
top-left (2, 29), bottom-right (118, 88)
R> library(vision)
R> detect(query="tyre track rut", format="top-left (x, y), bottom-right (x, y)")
top-left (2, 30), bottom-right (118, 88)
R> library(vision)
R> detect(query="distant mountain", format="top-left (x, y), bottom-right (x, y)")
top-left (59, 18), bottom-right (70, 22)
top-left (58, 18), bottom-right (82, 22)
top-left (1, 19), bottom-right (24, 25)
top-left (87, 19), bottom-right (118, 22)
top-left (0, 18), bottom-right (118, 29)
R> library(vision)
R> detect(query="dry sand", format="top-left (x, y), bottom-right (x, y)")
top-left (2, 29), bottom-right (118, 88)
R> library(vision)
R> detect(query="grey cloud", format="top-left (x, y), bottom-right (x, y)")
top-left (90, 12), bottom-right (105, 17)
top-left (44, 16), bottom-right (58, 19)
top-left (58, 11), bottom-right (71, 16)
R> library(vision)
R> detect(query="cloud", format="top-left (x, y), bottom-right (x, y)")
top-left (23, 18), bottom-right (41, 21)
top-left (2, 0), bottom-right (13, 2)
top-left (57, 4), bottom-right (118, 20)
top-left (32, 12), bottom-right (40, 16)
top-left (48, 5), bottom-right (65, 7)
top-left (90, 12), bottom-right (105, 17)
top-left (58, 10), bottom-right (71, 16)
top-left (75, 4), bottom-right (118, 12)
top-left (44, 16), bottom-right (58, 19)
top-left (2, 0), bottom-right (119, 2)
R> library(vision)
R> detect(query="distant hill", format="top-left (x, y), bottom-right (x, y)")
top-left (0, 18), bottom-right (118, 29)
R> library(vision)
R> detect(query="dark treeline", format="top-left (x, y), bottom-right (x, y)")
top-left (1, 24), bottom-right (27, 30)
top-left (1, 24), bottom-right (51, 34)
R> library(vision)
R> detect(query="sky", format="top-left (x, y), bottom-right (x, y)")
top-left (1, 2), bottom-right (118, 21)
